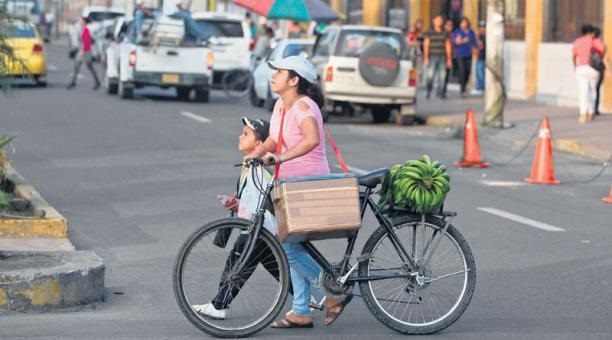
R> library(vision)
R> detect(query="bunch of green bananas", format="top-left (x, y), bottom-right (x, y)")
top-left (379, 155), bottom-right (450, 214)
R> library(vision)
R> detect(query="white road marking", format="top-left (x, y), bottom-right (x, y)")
top-left (335, 165), bottom-right (368, 175)
top-left (480, 180), bottom-right (527, 187)
top-left (477, 207), bottom-right (565, 232)
top-left (47, 64), bottom-right (58, 71)
top-left (180, 111), bottom-right (211, 123)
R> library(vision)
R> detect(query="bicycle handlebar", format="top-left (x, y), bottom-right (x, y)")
top-left (233, 157), bottom-right (276, 167)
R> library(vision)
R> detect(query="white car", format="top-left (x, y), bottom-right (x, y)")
top-left (311, 25), bottom-right (417, 124)
top-left (251, 39), bottom-right (314, 111)
top-left (103, 17), bottom-right (131, 94)
top-left (191, 11), bottom-right (252, 88)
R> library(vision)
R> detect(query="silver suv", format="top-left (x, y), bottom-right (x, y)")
top-left (311, 25), bottom-right (417, 124)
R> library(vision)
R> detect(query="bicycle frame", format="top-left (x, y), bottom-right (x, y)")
top-left (231, 163), bottom-right (445, 284)
top-left (301, 186), bottom-right (415, 284)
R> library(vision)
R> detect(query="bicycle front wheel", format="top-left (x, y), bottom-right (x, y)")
top-left (173, 218), bottom-right (290, 338)
top-left (221, 69), bottom-right (253, 98)
top-left (358, 215), bottom-right (476, 335)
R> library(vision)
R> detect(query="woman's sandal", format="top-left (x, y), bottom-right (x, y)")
top-left (324, 300), bottom-right (347, 326)
top-left (271, 313), bottom-right (313, 329)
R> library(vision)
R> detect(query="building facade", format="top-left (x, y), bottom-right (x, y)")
top-left (333, 0), bottom-right (612, 113)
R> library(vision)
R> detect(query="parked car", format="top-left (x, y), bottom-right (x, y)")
top-left (251, 38), bottom-right (314, 111)
top-left (104, 17), bottom-right (213, 101)
top-left (191, 11), bottom-right (251, 88)
top-left (102, 17), bottom-right (131, 94)
top-left (1, 19), bottom-right (47, 86)
top-left (311, 25), bottom-right (417, 124)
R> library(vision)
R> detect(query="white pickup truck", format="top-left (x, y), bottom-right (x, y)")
top-left (105, 17), bottom-right (213, 102)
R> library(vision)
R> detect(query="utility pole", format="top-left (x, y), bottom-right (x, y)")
top-left (483, 0), bottom-right (506, 128)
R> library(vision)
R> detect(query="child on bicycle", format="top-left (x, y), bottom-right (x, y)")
top-left (192, 117), bottom-right (280, 320)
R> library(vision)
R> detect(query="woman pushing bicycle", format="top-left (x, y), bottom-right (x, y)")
top-left (244, 56), bottom-right (346, 328)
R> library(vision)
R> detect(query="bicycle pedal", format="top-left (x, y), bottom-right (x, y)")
top-left (309, 302), bottom-right (324, 311)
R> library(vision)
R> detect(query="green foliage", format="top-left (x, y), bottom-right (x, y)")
top-left (0, 4), bottom-right (26, 92)
top-left (0, 189), bottom-right (8, 208)
top-left (0, 134), bottom-right (15, 150)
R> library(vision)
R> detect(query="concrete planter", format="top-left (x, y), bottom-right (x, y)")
top-left (0, 166), bottom-right (67, 238)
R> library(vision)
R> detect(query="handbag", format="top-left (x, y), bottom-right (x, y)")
top-left (589, 38), bottom-right (605, 72)
top-left (272, 107), bottom-right (361, 243)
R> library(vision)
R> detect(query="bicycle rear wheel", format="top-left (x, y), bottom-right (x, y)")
top-left (358, 215), bottom-right (476, 334)
top-left (222, 69), bottom-right (253, 98)
top-left (173, 218), bottom-right (289, 338)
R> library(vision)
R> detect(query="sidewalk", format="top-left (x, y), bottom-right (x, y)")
top-left (417, 92), bottom-right (612, 161)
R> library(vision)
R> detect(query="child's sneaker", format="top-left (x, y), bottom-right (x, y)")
top-left (192, 303), bottom-right (227, 320)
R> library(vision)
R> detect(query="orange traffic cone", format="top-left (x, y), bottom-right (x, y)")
top-left (455, 109), bottom-right (490, 168)
top-left (525, 117), bottom-right (560, 184)
top-left (603, 185), bottom-right (612, 203)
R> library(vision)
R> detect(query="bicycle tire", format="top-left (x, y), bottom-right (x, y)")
top-left (358, 215), bottom-right (476, 335)
top-left (173, 217), bottom-right (290, 338)
top-left (221, 69), bottom-right (253, 99)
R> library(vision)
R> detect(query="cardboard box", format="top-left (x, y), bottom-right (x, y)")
top-left (273, 176), bottom-right (362, 243)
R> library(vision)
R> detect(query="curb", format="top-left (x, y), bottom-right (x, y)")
top-left (1, 166), bottom-right (67, 238)
top-left (422, 115), bottom-right (607, 161)
top-left (0, 251), bottom-right (105, 312)
top-left (422, 115), bottom-right (463, 127)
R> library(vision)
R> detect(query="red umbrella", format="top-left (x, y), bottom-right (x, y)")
top-left (233, 0), bottom-right (275, 17)
top-left (234, 0), bottom-right (339, 22)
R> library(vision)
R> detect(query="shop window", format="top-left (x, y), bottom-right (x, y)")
top-left (543, 0), bottom-right (603, 42)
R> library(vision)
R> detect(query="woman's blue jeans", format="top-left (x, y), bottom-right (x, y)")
top-left (282, 242), bottom-right (321, 316)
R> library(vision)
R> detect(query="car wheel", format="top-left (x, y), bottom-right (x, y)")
top-left (119, 80), bottom-right (134, 99)
top-left (195, 87), bottom-right (210, 103)
top-left (264, 87), bottom-right (275, 112)
top-left (322, 107), bottom-right (330, 122)
top-left (104, 73), bottom-right (118, 95)
top-left (177, 87), bottom-right (192, 101)
top-left (34, 75), bottom-right (47, 87)
top-left (371, 106), bottom-right (391, 123)
top-left (249, 84), bottom-right (263, 108)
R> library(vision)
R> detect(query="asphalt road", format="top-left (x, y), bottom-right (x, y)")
top-left (1, 43), bottom-right (612, 340)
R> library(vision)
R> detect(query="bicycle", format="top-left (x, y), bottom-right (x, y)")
top-left (173, 158), bottom-right (476, 338)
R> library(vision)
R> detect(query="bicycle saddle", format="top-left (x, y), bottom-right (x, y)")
top-left (357, 168), bottom-right (389, 188)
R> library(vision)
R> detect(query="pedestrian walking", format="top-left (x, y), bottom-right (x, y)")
top-left (191, 117), bottom-right (288, 320)
top-left (244, 56), bottom-right (346, 328)
top-left (406, 19), bottom-right (424, 86)
top-left (471, 21), bottom-right (486, 95)
top-left (423, 15), bottom-right (452, 99)
top-left (44, 9), bottom-right (54, 41)
top-left (572, 24), bottom-right (606, 123)
top-left (406, 19), bottom-right (424, 53)
top-left (252, 26), bottom-right (274, 63)
top-left (441, 19), bottom-right (455, 98)
top-left (66, 17), bottom-right (100, 90)
top-left (592, 26), bottom-right (608, 116)
top-left (452, 17), bottom-right (478, 97)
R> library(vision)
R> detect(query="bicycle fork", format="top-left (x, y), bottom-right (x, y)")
top-left (230, 183), bottom-right (274, 274)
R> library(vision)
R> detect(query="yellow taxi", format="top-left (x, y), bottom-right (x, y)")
top-left (1, 19), bottom-right (47, 86)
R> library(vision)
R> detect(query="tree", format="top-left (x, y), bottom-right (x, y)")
top-left (483, 0), bottom-right (507, 128)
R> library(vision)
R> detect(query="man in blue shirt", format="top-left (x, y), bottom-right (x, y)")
top-left (452, 17), bottom-right (478, 97)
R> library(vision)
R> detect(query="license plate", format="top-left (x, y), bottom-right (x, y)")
top-left (162, 73), bottom-right (179, 84)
